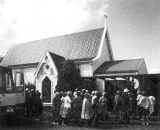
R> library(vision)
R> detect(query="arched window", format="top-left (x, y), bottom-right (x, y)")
top-left (42, 76), bottom-right (51, 103)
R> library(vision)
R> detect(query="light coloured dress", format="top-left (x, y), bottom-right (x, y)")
top-left (148, 96), bottom-right (155, 114)
top-left (63, 95), bottom-right (72, 118)
top-left (81, 98), bottom-right (91, 119)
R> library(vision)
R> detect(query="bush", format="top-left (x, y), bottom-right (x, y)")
top-left (25, 83), bottom-right (36, 90)
top-left (55, 60), bottom-right (82, 92)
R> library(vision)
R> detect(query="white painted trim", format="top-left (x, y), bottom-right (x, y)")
top-left (105, 78), bottom-right (115, 80)
top-left (95, 72), bottom-right (138, 77)
top-left (106, 29), bottom-right (114, 61)
top-left (34, 50), bottom-right (47, 77)
top-left (41, 75), bottom-right (52, 104)
top-left (103, 79), bottom-right (105, 91)
top-left (92, 17), bottom-right (114, 62)
top-left (34, 51), bottom-right (58, 78)
top-left (9, 64), bottom-right (38, 69)
top-left (115, 77), bottom-right (126, 80)
top-left (35, 78), bottom-right (38, 90)
top-left (92, 25), bottom-right (107, 62)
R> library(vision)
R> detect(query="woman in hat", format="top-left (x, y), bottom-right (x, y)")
top-left (60, 92), bottom-right (66, 124)
top-left (71, 91), bottom-right (83, 125)
top-left (80, 93), bottom-right (91, 127)
top-left (34, 91), bottom-right (42, 118)
top-left (91, 91), bottom-right (99, 126)
top-left (52, 92), bottom-right (61, 124)
top-left (99, 92), bottom-right (108, 124)
top-left (63, 91), bottom-right (72, 125)
top-left (114, 91), bottom-right (122, 119)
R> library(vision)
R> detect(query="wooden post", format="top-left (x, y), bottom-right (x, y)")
top-left (103, 78), bottom-right (105, 92)
top-left (132, 76), bottom-right (134, 89)
top-left (114, 77), bottom-right (116, 94)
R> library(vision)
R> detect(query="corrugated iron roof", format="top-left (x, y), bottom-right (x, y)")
top-left (1, 28), bottom-right (104, 66)
top-left (94, 58), bottom-right (145, 74)
top-left (49, 52), bottom-right (65, 72)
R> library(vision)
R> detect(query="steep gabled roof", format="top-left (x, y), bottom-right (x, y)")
top-left (94, 58), bottom-right (147, 74)
top-left (49, 52), bottom-right (65, 72)
top-left (34, 51), bottom-right (65, 77)
top-left (1, 28), bottom-right (104, 66)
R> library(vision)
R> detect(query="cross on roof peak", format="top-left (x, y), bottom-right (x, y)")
top-left (104, 15), bottom-right (108, 18)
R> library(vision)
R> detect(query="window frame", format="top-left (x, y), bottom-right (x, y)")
top-left (0, 67), bottom-right (14, 94)
top-left (14, 71), bottom-right (25, 93)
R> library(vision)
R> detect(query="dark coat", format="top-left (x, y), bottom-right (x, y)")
top-left (122, 92), bottom-right (130, 111)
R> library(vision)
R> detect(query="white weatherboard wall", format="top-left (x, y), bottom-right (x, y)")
top-left (96, 78), bottom-right (105, 92)
top-left (11, 67), bottom-right (37, 85)
top-left (80, 64), bottom-right (93, 77)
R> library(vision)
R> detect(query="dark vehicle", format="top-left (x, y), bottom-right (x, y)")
top-left (0, 65), bottom-right (25, 118)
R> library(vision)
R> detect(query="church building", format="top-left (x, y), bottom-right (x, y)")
top-left (1, 19), bottom-right (148, 106)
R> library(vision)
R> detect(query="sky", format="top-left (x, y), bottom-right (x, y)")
top-left (0, 0), bottom-right (160, 74)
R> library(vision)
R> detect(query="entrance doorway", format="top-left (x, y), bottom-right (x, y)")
top-left (42, 76), bottom-right (51, 103)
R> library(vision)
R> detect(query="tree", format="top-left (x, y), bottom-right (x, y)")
top-left (55, 60), bottom-right (82, 92)
top-left (25, 83), bottom-right (36, 90)
top-left (81, 78), bottom-right (97, 93)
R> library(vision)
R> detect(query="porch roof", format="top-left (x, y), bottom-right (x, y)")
top-left (94, 58), bottom-right (146, 76)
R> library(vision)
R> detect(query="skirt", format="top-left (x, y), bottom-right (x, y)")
top-left (81, 111), bottom-right (90, 120)
top-left (60, 105), bottom-right (64, 117)
top-left (62, 107), bottom-right (72, 118)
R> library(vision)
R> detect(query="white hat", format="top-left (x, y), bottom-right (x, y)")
top-left (124, 88), bottom-right (129, 92)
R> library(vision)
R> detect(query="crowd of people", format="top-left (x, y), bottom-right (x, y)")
top-left (24, 87), bottom-right (155, 127)
top-left (52, 87), bottom-right (154, 127)
top-left (52, 89), bottom-right (109, 126)
top-left (25, 89), bottom-right (43, 118)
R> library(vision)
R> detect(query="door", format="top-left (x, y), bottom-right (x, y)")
top-left (15, 72), bottom-right (25, 104)
top-left (42, 76), bottom-right (51, 103)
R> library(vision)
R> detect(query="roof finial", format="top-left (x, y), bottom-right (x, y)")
top-left (104, 15), bottom-right (108, 27)
top-left (104, 15), bottom-right (107, 18)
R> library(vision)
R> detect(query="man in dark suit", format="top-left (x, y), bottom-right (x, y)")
top-left (121, 88), bottom-right (130, 124)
